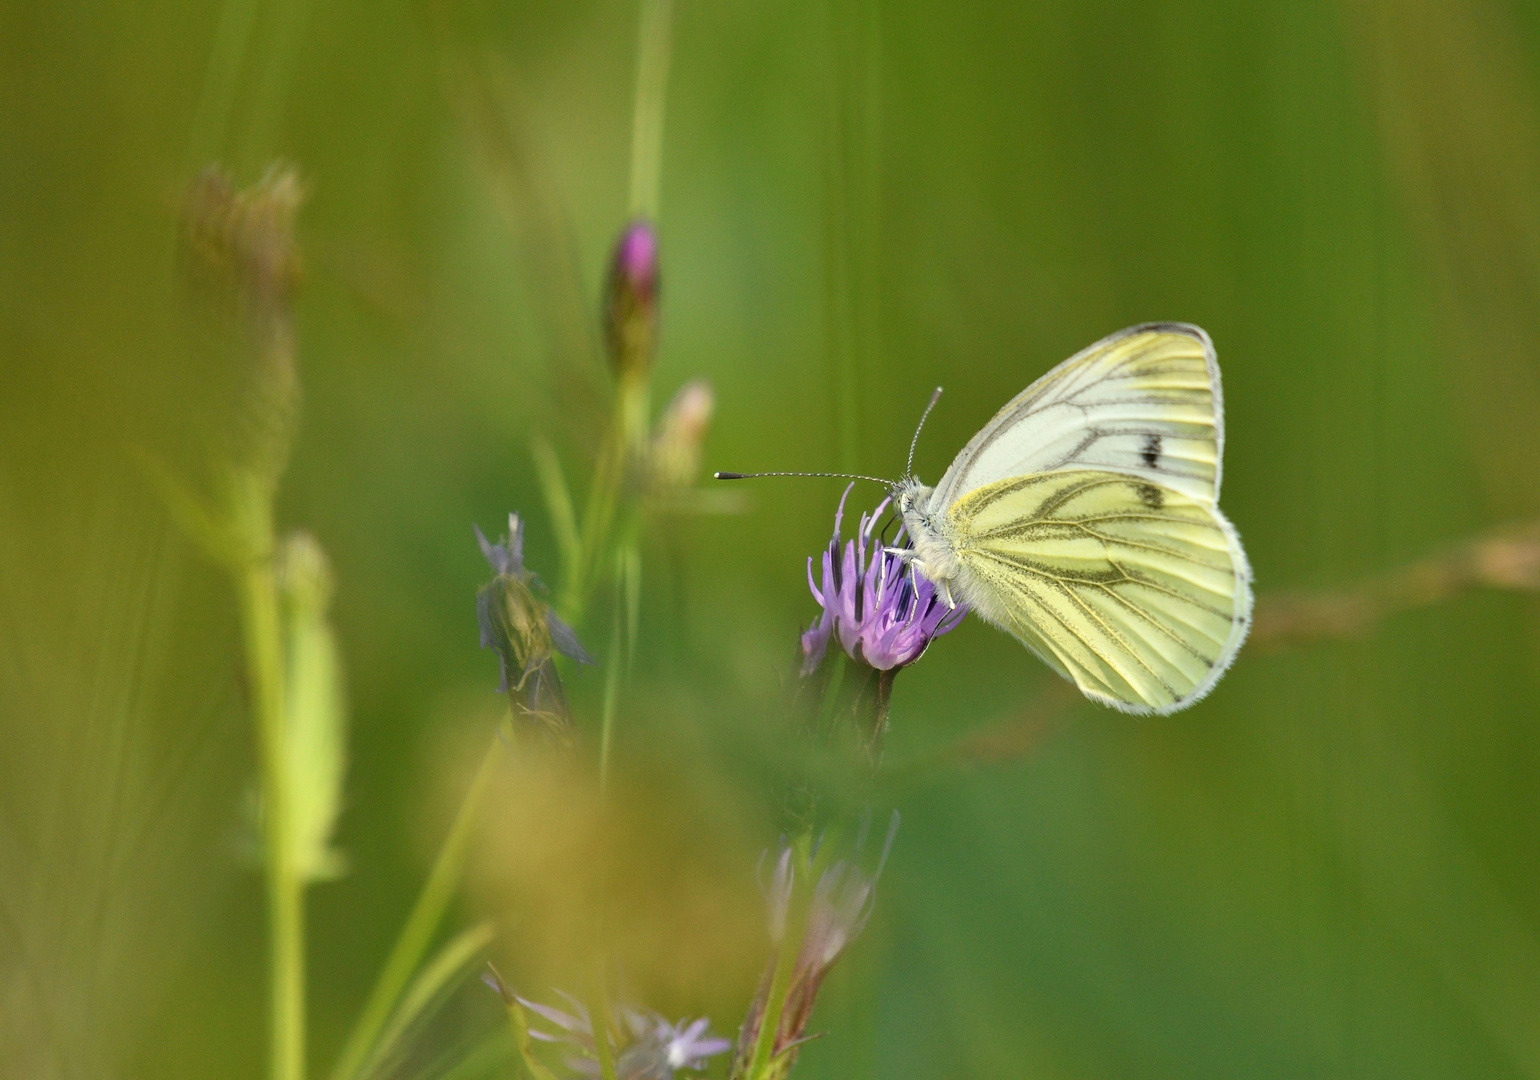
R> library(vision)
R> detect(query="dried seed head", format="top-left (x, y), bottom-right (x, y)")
top-left (475, 513), bottom-right (593, 739)
top-left (180, 164), bottom-right (306, 481)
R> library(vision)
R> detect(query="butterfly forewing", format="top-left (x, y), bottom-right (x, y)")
top-left (946, 470), bottom-right (1252, 714)
top-left (930, 324), bottom-right (1224, 512)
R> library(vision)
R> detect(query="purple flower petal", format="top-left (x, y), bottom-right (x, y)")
top-left (800, 490), bottom-right (967, 673)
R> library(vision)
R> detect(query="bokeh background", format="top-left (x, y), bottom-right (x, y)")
top-left (6, 0), bottom-right (1540, 1077)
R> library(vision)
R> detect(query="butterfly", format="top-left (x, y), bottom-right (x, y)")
top-left (887, 323), bottom-right (1252, 714)
top-left (719, 323), bottom-right (1252, 714)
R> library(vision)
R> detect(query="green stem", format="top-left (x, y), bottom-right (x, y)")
top-left (627, 0), bottom-right (674, 219)
top-left (561, 429), bottom-right (620, 628)
top-left (327, 734), bottom-right (506, 1080)
top-left (745, 835), bottom-right (814, 1079)
top-left (239, 0), bottom-right (314, 170)
top-left (746, 942), bottom-right (796, 1079)
top-left (233, 484), bottom-right (305, 1080)
top-left (598, 590), bottom-right (623, 790)
top-left (588, 988), bottom-right (621, 1080)
top-left (184, 0), bottom-right (262, 165)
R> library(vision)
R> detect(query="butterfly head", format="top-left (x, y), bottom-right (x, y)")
top-left (893, 475), bottom-right (930, 519)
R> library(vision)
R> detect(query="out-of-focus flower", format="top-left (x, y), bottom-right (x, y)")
top-left (735, 814), bottom-right (900, 1077)
top-left (605, 219), bottom-right (660, 380)
top-left (179, 164), bottom-right (306, 481)
top-left (519, 990), bottom-right (598, 1057)
top-left (611, 1012), bottom-right (733, 1080)
top-left (647, 379), bottom-right (714, 493)
top-left (801, 486), bottom-right (966, 675)
top-left (504, 985), bottom-right (730, 1080)
top-left (476, 513), bottom-right (593, 736)
top-left (181, 165), bottom-right (304, 315)
top-left (470, 750), bottom-right (767, 1019)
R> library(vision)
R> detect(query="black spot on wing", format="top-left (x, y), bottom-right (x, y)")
top-left (1136, 482), bottom-right (1164, 510)
top-left (1140, 433), bottom-right (1162, 468)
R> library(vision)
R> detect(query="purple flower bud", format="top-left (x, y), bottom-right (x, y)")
top-left (801, 486), bottom-right (967, 675)
top-left (605, 219), bottom-right (661, 380)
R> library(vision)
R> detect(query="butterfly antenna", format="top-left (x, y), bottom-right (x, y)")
top-left (906, 386), bottom-right (944, 478)
top-left (714, 470), bottom-right (896, 486)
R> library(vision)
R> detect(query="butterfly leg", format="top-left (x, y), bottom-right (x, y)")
top-left (886, 546), bottom-right (957, 609)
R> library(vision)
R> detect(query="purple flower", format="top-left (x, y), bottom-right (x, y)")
top-left (801, 486), bottom-right (967, 674)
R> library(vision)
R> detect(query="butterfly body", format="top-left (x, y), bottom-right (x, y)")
top-left (893, 479), bottom-right (960, 584)
top-left (894, 323), bottom-right (1253, 715)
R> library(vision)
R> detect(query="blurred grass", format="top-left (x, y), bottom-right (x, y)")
top-left (4, 0), bottom-right (1540, 1078)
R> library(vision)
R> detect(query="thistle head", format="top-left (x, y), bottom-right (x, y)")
top-left (801, 485), bottom-right (967, 675)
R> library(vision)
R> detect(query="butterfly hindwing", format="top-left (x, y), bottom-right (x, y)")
top-left (945, 469), bottom-right (1252, 714)
top-left (930, 324), bottom-right (1224, 512)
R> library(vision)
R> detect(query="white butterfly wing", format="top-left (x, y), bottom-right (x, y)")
top-left (929, 323), bottom-right (1224, 512)
top-left (923, 323), bottom-right (1251, 713)
top-left (945, 470), bottom-right (1252, 715)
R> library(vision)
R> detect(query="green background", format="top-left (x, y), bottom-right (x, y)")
top-left (5, 0), bottom-right (1540, 1077)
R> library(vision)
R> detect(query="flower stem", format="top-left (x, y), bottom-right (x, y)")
top-left (627, 0), bottom-right (673, 219)
top-left (327, 733), bottom-right (506, 1080)
top-left (865, 667), bottom-right (895, 764)
top-left (745, 834), bottom-right (816, 1080)
top-left (588, 987), bottom-right (621, 1080)
top-left (562, 428), bottom-right (621, 628)
top-left (184, 0), bottom-right (261, 165)
top-left (231, 478), bottom-right (305, 1080)
top-left (239, 0), bottom-right (314, 170)
top-left (598, 580), bottom-right (624, 790)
